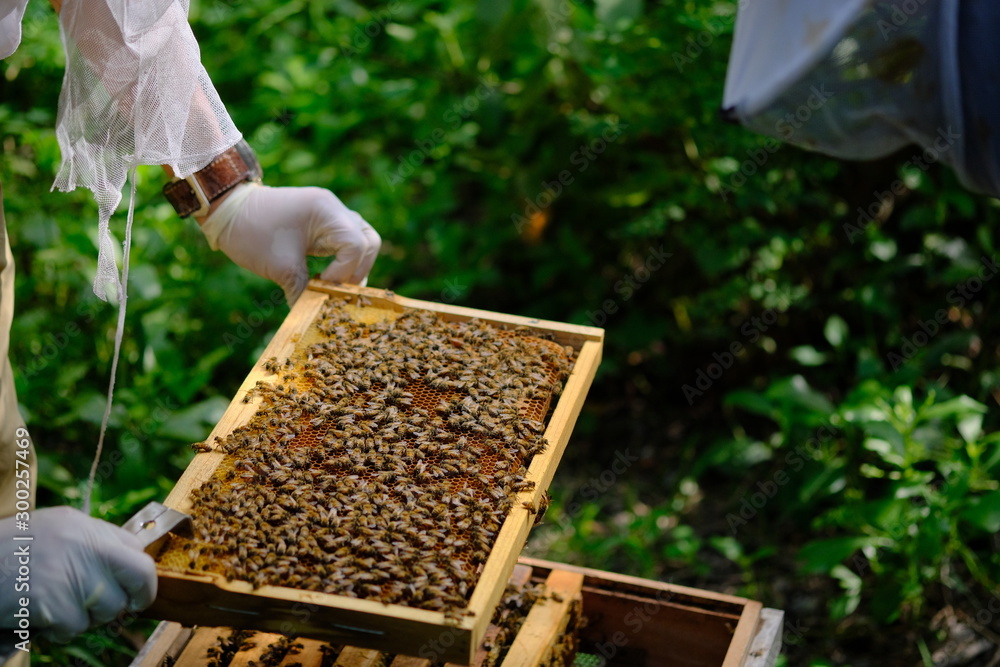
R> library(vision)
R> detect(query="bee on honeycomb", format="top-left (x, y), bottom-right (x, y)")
top-left (158, 297), bottom-right (575, 616)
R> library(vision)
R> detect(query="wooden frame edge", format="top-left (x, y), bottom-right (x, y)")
top-left (463, 340), bottom-right (603, 643)
top-left (722, 600), bottom-right (763, 667)
top-left (517, 558), bottom-right (751, 612)
top-left (306, 280), bottom-right (605, 345)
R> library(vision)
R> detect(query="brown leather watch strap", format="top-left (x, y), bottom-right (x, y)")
top-left (163, 140), bottom-right (263, 218)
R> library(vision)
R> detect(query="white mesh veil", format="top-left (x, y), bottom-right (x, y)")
top-left (53, 0), bottom-right (241, 300)
top-left (722, 0), bottom-right (948, 163)
top-left (51, 0), bottom-right (241, 511)
top-left (723, 1), bottom-right (1000, 198)
top-left (0, 0), bottom-right (30, 60)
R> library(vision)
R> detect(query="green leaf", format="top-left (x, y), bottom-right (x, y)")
top-left (960, 492), bottom-right (1000, 532)
top-left (798, 537), bottom-right (874, 574)
top-left (789, 345), bottom-right (828, 366)
top-left (870, 580), bottom-right (908, 623)
top-left (723, 390), bottom-right (775, 418)
top-left (63, 646), bottom-right (112, 667)
top-left (864, 437), bottom-right (905, 467)
top-left (766, 375), bottom-right (835, 416)
top-left (595, 0), bottom-right (642, 27)
top-left (710, 535), bottom-right (744, 562)
top-left (921, 395), bottom-right (987, 421)
top-left (159, 396), bottom-right (232, 442)
top-left (830, 565), bottom-right (862, 618)
top-left (957, 413), bottom-right (984, 444)
top-left (824, 315), bottom-right (849, 349)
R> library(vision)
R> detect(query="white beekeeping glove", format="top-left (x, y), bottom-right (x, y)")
top-left (199, 183), bottom-right (381, 305)
top-left (0, 507), bottom-right (157, 644)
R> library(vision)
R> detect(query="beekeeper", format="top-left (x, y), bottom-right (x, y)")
top-left (0, 0), bottom-right (379, 662)
top-left (722, 1), bottom-right (996, 198)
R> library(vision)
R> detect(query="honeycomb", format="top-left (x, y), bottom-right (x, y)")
top-left (158, 295), bottom-right (574, 617)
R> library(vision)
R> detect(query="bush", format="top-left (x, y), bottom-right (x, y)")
top-left (2, 0), bottom-right (998, 663)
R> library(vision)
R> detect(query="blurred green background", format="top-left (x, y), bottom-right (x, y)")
top-left (2, 0), bottom-right (1000, 664)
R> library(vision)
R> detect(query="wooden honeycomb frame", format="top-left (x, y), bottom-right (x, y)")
top-left (147, 280), bottom-right (604, 664)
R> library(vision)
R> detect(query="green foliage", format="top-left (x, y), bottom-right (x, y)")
top-left (735, 381), bottom-right (1000, 624)
top-left (3, 0), bottom-right (1000, 664)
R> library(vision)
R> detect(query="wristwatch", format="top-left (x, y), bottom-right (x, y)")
top-left (162, 139), bottom-right (263, 218)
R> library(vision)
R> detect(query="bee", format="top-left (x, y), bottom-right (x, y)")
top-left (191, 441), bottom-right (213, 453)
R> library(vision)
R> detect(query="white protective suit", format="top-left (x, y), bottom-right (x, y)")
top-left (2, 5), bottom-right (381, 658)
top-left (2, 2), bottom-right (240, 662)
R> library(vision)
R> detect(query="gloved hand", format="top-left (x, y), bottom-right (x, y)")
top-left (199, 183), bottom-right (381, 304)
top-left (0, 507), bottom-right (157, 643)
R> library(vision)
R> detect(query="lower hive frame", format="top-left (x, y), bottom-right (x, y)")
top-left (131, 558), bottom-right (784, 667)
top-left (146, 281), bottom-right (604, 664)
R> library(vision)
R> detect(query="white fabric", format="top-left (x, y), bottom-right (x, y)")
top-left (51, 0), bottom-right (241, 301)
top-left (723, 0), bottom-right (869, 118)
top-left (44, 0), bottom-right (241, 515)
top-left (723, 0), bottom-right (953, 164)
top-left (201, 182), bottom-right (381, 304)
top-left (0, 0), bottom-right (30, 60)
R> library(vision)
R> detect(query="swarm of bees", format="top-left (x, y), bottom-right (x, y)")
top-left (159, 296), bottom-right (574, 618)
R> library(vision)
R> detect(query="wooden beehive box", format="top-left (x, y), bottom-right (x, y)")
top-left (146, 280), bottom-right (604, 664)
top-left (131, 558), bottom-right (784, 667)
